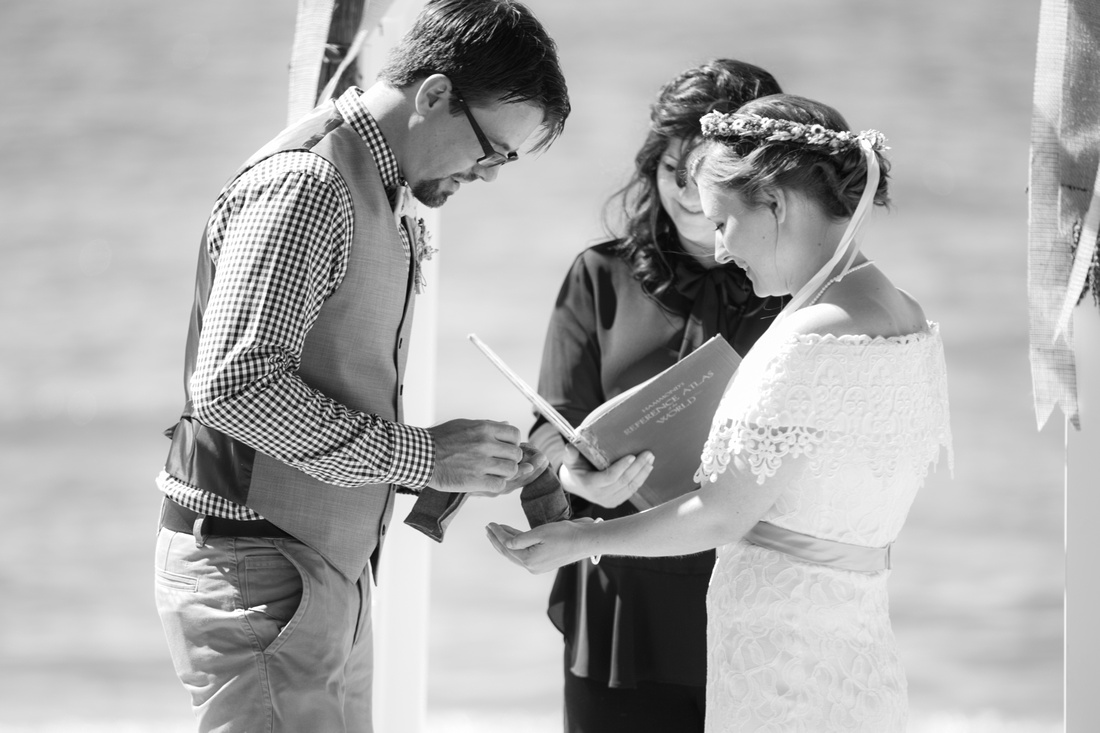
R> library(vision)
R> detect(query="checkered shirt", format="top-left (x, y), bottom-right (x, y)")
top-left (159, 88), bottom-right (433, 520)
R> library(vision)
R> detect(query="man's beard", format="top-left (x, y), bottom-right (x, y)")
top-left (410, 178), bottom-right (452, 208)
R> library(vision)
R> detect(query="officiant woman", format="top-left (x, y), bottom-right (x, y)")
top-left (525, 59), bottom-right (786, 732)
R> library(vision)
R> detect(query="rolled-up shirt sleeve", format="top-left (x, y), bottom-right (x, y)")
top-left (190, 152), bottom-right (434, 491)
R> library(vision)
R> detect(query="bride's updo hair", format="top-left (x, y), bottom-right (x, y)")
top-left (693, 94), bottom-right (890, 219)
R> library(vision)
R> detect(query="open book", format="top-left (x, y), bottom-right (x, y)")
top-left (469, 333), bottom-right (741, 510)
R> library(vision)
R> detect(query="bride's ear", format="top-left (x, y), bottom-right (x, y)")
top-left (760, 187), bottom-right (788, 224)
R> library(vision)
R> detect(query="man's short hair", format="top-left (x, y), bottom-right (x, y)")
top-left (379, 0), bottom-right (570, 152)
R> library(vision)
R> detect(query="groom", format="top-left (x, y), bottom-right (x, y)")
top-left (152, 2), bottom-right (569, 731)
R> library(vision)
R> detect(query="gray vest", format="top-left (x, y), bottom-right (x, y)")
top-left (165, 100), bottom-right (417, 581)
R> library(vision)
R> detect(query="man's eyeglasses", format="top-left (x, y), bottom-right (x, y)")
top-left (452, 90), bottom-right (518, 169)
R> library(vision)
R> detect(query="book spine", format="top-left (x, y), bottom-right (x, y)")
top-left (573, 430), bottom-right (611, 471)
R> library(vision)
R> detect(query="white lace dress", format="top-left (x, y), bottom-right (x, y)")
top-left (694, 323), bottom-right (952, 733)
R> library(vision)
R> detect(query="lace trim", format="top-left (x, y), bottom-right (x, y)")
top-left (787, 326), bottom-right (937, 347)
top-left (693, 325), bottom-right (952, 486)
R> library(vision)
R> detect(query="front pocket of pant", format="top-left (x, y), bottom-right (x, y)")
top-left (240, 550), bottom-right (304, 653)
top-left (155, 567), bottom-right (199, 592)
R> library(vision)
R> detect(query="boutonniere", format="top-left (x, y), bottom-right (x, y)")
top-left (411, 216), bottom-right (437, 294)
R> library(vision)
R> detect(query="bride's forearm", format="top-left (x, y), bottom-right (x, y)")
top-left (488, 462), bottom-right (786, 575)
top-left (579, 473), bottom-right (780, 559)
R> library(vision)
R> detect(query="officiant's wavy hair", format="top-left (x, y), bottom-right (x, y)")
top-left (606, 59), bottom-right (781, 296)
top-left (379, 0), bottom-right (570, 152)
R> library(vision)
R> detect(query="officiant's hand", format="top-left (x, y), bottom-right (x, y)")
top-left (427, 419), bottom-right (533, 496)
top-left (559, 444), bottom-right (654, 508)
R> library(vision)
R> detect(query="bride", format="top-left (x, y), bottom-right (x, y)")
top-left (488, 93), bottom-right (953, 732)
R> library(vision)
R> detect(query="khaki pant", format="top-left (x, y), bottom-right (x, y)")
top-left (154, 528), bottom-right (374, 732)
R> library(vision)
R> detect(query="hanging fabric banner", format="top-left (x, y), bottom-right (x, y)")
top-left (287, 0), bottom-right (399, 124)
top-left (287, 0), bottom-right (336, 124)
top-left (1028, 0), bottom-right (1100, 431)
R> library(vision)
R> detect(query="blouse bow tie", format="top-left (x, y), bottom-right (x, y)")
top-left (659, 250), bottom-right (761, 360)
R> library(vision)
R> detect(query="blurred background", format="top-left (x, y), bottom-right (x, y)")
top-left (0, 1), bottom-right (1063, 731)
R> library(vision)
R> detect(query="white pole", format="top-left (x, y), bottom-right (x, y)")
top-left (358, 3), bottom-right (434, 732)
top-left (1066, 306), bottom-right (1100, 731)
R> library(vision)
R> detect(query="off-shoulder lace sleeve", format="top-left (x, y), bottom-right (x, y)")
top-left (693, 327), bottom-right (952, 486)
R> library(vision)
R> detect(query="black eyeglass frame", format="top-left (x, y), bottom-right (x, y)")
top-left (451, 89), bottom-right (519, 169)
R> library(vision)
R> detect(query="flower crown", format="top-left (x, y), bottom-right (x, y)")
top-left (700, 111), bottom-right (888, 154)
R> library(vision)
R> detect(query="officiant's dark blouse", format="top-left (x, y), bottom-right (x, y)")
top-left (530, 239), bottom-right (786, 689)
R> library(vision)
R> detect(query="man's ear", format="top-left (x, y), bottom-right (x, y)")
top-left (413, 73), bottom-right (454, 117)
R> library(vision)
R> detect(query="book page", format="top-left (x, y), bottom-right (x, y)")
top-left (467, 334), bottom-right (577, 439)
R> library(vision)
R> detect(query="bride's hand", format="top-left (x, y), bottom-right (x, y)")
top-left (559, 445), bottom-right (654, 508)
top-left (486, 518), bottom-right (598, 574)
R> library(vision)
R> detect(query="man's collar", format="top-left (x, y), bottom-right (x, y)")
top-left (334, 87), bottom-right (406, 190)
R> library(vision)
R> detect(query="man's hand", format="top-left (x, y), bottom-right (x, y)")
top-left (426, 419), bottom-right (533, 496)
top-left (559, 444), bottom-right (654, 508)
top-left (503, 443), bottom-right (550, 493)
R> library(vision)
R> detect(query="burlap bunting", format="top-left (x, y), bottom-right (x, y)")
top-left (1028, 0), bottom-right (1100, 431)
top-left (287, 0), bottom-right (398, 124)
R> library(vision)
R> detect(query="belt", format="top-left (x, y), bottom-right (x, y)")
top-left (160, 497), bottom-right (293, 541)
top-left (743, 521), bottom-right (891, 573)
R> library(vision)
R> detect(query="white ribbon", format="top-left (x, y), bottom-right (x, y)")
top-left (1053, 156), bottom-right (1100, 340)
top-left (316, 28), bottom-right (370, 106)
top-left (773, 138), bottom-right (881, 325)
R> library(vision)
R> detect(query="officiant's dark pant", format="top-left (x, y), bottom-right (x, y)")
top-left (564, 665), bottom-right (706, 733)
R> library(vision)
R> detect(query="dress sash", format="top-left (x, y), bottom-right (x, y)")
top-left (744, 521), bottom-right (892, 572)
